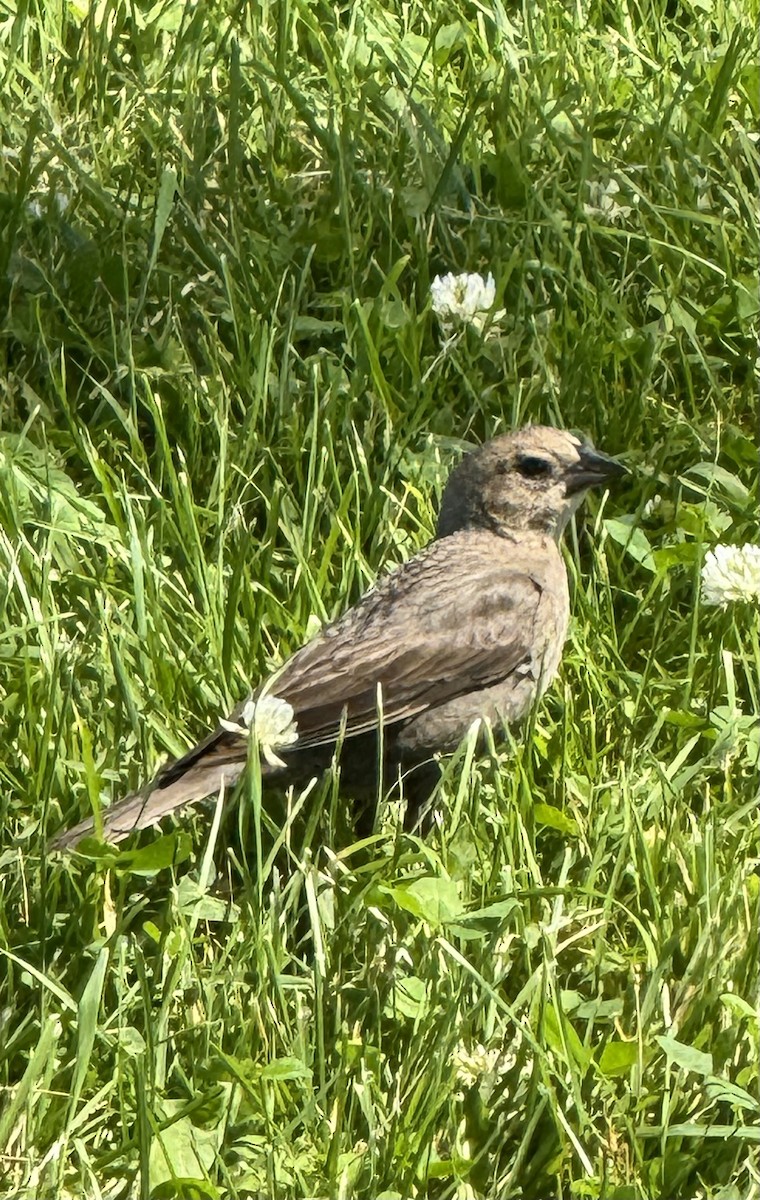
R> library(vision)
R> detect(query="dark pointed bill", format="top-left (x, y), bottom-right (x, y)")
top-left (566, 446), bottom-right (627, 495)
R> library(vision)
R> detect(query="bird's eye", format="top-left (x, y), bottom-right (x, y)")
top-left (516, 455), bottom-right (552, 479)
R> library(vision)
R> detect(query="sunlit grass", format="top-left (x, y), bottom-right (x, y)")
top-left (0, 0), bottom-right (758, 1197)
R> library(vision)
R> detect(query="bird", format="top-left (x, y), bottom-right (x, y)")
top-left (53, 426), bottom-right (626, 849)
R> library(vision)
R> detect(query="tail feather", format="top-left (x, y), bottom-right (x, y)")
top-left (51, 761), bottom-right (246, 850)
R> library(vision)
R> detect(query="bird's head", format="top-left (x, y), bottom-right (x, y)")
top-left (437, 426), bottom-right (627, 541)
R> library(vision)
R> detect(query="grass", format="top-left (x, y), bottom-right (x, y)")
top-left (0, 0), bottom-right (758, 1196)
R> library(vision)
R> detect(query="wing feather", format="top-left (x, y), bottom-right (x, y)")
top-left (157, 531), bottom-right (549, 786)
top-left (270, 534), bottom-right (544, 747)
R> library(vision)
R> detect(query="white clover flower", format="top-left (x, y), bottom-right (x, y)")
top-left (26, 191), bottom-right (70, 219)
top-left (701, 544), bottom-right (760, 608)
top-left (430, 271), bottom-right (499, 332)
top-left (583, 179), bottom-right (632, 224)
top-left (642, 494), bottom-right (662, 518)
top-left (452, 1041), bottom-right (502, 1089)
top-left (452, 1028), bottom-right (527, 1092)
top-left (220, 693), bottom-right (298, 767)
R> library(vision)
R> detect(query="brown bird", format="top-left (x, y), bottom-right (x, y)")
top-left (53, 426), bottom-right (626, 849)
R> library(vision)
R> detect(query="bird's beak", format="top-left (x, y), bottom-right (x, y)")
top-left (566, 446), bottom-right (628, 495)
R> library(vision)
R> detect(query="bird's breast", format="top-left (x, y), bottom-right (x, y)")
top-left (397, 542), bottom-right (570, 756)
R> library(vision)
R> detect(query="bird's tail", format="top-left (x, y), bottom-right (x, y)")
top-left (51, 760), bottom-right (246, 850)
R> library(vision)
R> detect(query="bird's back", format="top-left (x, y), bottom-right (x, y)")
top-left (274, 526), bottom-right (569, 757)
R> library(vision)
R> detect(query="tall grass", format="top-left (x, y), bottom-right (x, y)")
top-left (0, 1), bottom-right (757, 1197)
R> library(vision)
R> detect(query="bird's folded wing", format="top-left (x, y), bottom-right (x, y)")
top-left (156, 534), bottom-right (549, 787)
top-left (277, 558), bottom-right (543, 749)
top-left (163, 537), bottom-right (545, 787)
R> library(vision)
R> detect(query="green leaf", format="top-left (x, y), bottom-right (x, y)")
top-left (534, 803), bottom-right (579, 835)
top-left (149, 1111), bottom-right (220, 1195)
top-left (149, 166), bottom-right (178, 275)
top-left (704, 1076), bottom-right (760, 1112)
top-left (259, 1056), bottom-right (312, 1082)
top-left (462, 898), bottom-right (521, 923)
top-left (62, 831), bottom-right (192, 873)
top-left (685, 462), bottom-right (750, 503)
top-left (651, 544), bottom-right (699, 571)
top-left (638, 1122), bottom-right (760, 1141)
top-left (176, 876), bottom-right (241, 922)
top-left (543, 1005), bottom-right (591, 1070)
top-left (69, 948), bottom-right (109, 1117)
top-left (603, 518), bottom-right (656, 572)
top-left (117, 1026), bottom-right (147, 1057)
top-left (598, 1040), bottom-right (639, 1077)
top-left (0, 1016), bottom-right (62, 1147)
top-left (655, 1035), bottom-right (713, 1076)
top-left (384, 876), bottom-right (463, 926)
top-left (111, 833), bottom-right (194, 874)
top-left (0, 432), bottom-right (114, 541)
top-left (720, 993), bottom-right (759, 1022)
top-left (384, 975), bottom-right (427, 1021)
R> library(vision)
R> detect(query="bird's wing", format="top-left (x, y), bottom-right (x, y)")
top-left (259, 533), bottom-right (549, 748)
top-left (52, 533), bottom-right (559, 848)
top-left (157, 531), bottom-right (553, 787)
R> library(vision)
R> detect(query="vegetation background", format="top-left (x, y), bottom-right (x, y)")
top-left (0, 0), bottom-right (757, 1197)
